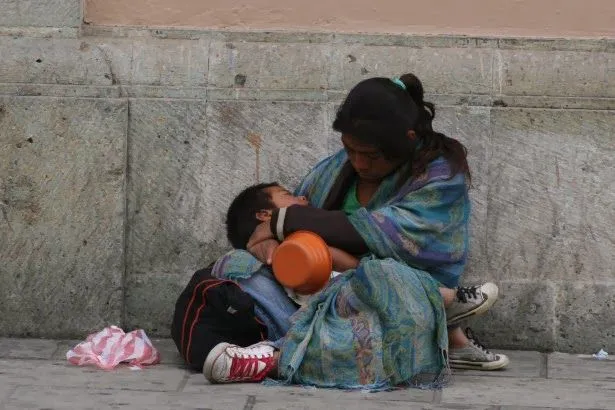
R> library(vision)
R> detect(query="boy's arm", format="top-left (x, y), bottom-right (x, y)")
top-left (328, 246), bottom-right (359, 272)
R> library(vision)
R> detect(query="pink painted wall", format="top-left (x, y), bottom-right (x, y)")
top-left (84, 0), bottom-right (615, 38)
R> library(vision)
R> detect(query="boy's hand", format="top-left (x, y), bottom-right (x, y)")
top-left (248, 239), bottom-right (279, 265)
top-left (248, 221), bottom-right (275, 245)
top-left (247, 222), bottom-right (278, 264)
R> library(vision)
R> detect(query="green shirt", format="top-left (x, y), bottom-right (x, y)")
top-left (342, 180), bottom-right (362, 216)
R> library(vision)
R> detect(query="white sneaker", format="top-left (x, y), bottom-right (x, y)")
top-left (446, 283), bottom-right (498, 325)
top-left (203, 342), bottom-right (276, 383)
top-left (449, 328), bottom-right (509, 371)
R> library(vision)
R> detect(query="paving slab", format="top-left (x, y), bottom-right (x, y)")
top-left (150, 338), bottom-right (185, 366)
top-left (0, 384), bottom-right (17, 409)
top-left (250, 398), bottom-right (455, 410)
top-left (183, 372), bottom-right (435, 402)
top-left (3, 386), bottom-right (247, 410)
top-left (441, 376), bottom-right (615, 409)
top-left (452, 350), bottom-right (544, 378)
top-left (0, 338), bottom-right (59, 359)
top-left (548, 352), bottom-right (615, 381)
top-left (51, 340), bottom-right (80, 360)
top-left (0, 359), bottom-right (187, 392)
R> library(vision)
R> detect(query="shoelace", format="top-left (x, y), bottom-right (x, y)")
top-left (227, 346), bottom-right (272, 360)
top-left (456, 286), bottom-right (480, 303)
top-left (228, 351), bottom-right (274, 380)
top-left (464, 327), bottom-right (492, 355)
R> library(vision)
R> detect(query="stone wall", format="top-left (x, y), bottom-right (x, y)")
top-left (1, 0), bottom-right (614, 353)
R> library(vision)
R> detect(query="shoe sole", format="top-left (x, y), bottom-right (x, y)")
top-left (450, 355), bottom-right (510, 371)
top-left (203, 342), bottom-right (232, 383)
top-left (447, 289), bottom-right (498, 325)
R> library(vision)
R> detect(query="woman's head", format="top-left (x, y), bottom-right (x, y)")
top-left (333, 73), bottom-right (470, 183)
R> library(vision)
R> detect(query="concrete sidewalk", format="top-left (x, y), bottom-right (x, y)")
top-left (1, 338), bottom-right (614, 410)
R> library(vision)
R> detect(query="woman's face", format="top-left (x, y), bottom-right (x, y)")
top-left (341, 134), bottom-right (404, 182)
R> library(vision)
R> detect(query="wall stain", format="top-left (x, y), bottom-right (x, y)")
top-left (246, 132), bottom-right (262, 182)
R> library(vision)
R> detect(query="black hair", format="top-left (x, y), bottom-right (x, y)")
top-left (332, 73), bottom-right (470, 183)
top-left (225, 182), bottom-right (279, 249)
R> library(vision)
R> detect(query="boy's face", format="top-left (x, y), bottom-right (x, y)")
top-left (256, 186), bottom-right (308, 222)
top-left (265, 186), bottom-right (308, 208)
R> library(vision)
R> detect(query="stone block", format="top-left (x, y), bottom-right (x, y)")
top-left (0, 0), bottom-right (81, 28)
top-left (496, 49), bottom-right (613, 98)
top-left (487, 109), bottom-right (615, 283)
top-left (0, 0), bottom-right (20, 27)
top-left (464, 281), bottom-right (556, 351)
top-left (0, 37), bottom-right (115, 85)
top-left (0, 97), bottom-right (126, 337)
top-left (433, 106), bottom-right (491, 282)
top-left (328, 46), bottom-right (494, 95)
top-left (441, 376), bottom-right (615, 408)
top-left (208, 41), bottom-right (329, 90)
top-left (204, 100), bottom-right (328, 196)
top-left (124, 274), bottom-right (191, 336)
top-left (555, 282), bottom-right (615, 353)
top-left (124, 99), bottom-right (223, 334)
top-left (0, 37), bottom-right (209, 88)
top-left (126, 99), bottom-right (214, 273)
top-left (325, 102), bottom-right (342, 154)
top-left (131, 39), bottom-right (209, 87)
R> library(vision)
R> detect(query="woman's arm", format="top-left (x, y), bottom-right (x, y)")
top-left (270, 206), bottom-right (368, 255)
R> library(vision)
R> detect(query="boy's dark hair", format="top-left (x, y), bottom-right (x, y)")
top-left (226, 182), bottom-right (280, 249)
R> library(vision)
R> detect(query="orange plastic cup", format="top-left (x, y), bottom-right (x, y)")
top-left (271, 231), bottom-right (332, 294)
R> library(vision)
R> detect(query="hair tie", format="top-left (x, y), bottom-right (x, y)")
top-left (391, 77), bottom-right (407, 91)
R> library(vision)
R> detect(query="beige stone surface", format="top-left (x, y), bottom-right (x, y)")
top-left (442, 376), bottom-right (615, 408)
top-left (0, 97), bottom-right (127, 338)
top-left (487, 108), bottom-right (615, 283)
top-left (84, 0), bottom-right (615, 38)
top-left (548, 352), bottom-right (615, 381)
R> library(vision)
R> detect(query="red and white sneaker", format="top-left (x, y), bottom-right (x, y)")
top-left (203, 342), bottom-right (277, 383)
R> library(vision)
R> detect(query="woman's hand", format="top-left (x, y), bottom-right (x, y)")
top-left (247, 222), bottom-right (278, 264)
top-left (328, 246), bottom-right (359, 272)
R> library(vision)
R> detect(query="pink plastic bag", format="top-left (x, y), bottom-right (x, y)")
top-left (66, 326), bottom-right (160, 370)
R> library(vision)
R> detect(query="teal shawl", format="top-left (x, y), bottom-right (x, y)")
top-left (216, 149), bottom-right (470, 389)
top-left (295, 149), bottom-right (470, 289)
top-left (274, 150), bottom-right (469, 389)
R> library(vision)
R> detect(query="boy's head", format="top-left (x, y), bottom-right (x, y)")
top-left (226, 182), bottom-right (308, 249)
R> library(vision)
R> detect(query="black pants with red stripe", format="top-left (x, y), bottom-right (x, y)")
top-left (171, 265), bottom-right (267, 371)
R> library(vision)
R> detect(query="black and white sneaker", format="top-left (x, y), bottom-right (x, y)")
top-left (449, 328), bottom-right (509, 370)
top-left (446, 283), bottom-right (498, 325)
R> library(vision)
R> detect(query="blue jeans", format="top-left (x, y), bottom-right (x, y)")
top-left (235, 267), bottom-right (298, 346)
